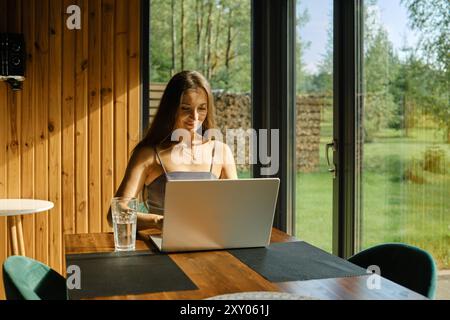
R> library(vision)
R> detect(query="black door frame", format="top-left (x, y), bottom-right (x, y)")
top-left (332, 0), bottom-right (362, 258)
top-left (251, 0), bottom-right (296, 235)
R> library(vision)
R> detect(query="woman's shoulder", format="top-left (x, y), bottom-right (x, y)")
top-left (212, 140), bottom-right (232, 153)
top-left (130, 144), bottom-right (156, 167)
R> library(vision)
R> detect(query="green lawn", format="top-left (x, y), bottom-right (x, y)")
top-left (239, 127), bottom-right (450, 270)
top-left (296, 171), bottom-right (449, 269)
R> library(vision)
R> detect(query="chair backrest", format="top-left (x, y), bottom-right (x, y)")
top-left (3, 255), bottom-right (67, 300)
top-left (348, 243), bottom-right (437, 299)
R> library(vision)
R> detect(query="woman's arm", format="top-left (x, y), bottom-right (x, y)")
top-left (107, 146), bottom-right (163, 230)
top-left (219, 142), bottom-right (238, 179)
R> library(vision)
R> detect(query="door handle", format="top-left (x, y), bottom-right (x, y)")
top-left (326, 140), bottom-right (337, 179)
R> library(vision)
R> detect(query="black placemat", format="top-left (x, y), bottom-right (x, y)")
top-left (66, 251), bottom-right (198, 299)
top-left (228, 241), bottom-right (367, 282)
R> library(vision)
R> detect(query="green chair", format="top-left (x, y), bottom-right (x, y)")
top-left (3, 255), bottom-right (67, 300)
top-left (348, 243), bottom-right (437, 299)
top-left (138, 201), bottom-right (149, 213)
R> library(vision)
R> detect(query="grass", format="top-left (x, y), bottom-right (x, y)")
top-left (296, 171), bottom-right (449, 269)
top-left (239, 127), bottom-right (450, 270)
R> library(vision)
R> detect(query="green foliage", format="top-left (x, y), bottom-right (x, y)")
top-left (363, 9), bottom-right (401, 141)
top-left (423, 145), bottom-right (447, 174)
top-left (400, 0), bottom-right (450, 142)
top-left (398, 53), bottom-right (449, 137)
top-left (150, 0), bottom-right (251, 93)
top-left (363, 154), bottom-right (406, 183)
top-left (401, 0), bottom-right (450, 72)
top-left (150, 0), bottom-right (448, 143)
top-left (296, 3), bottom-right (311, 94)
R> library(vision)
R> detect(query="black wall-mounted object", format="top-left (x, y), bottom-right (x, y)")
top-left (0, 33), bottom-right (26, 91)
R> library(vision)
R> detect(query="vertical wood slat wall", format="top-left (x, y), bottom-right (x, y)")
top-left (0, 0), bottom-right (141, 299)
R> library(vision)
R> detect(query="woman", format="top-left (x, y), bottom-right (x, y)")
top-left (107, 71), bottom-right (238, 230)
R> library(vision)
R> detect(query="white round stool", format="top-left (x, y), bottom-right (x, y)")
top-left (0, 199), bottom-right (54, 256)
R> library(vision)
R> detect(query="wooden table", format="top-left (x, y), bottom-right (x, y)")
top-left (0, 199), bottom-right (54, 256)
top-left (64, 228), bottom-right (427, 300)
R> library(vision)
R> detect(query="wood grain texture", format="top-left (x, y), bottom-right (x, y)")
top-left (21, 0), bottom-right (36, 261)
top-left (62, 0), bottom-right (76, 238)
top-left (6, 0), bottom-right (22, 258)
top-left (275, 276), bottom-right (427, 300)
top-left (75, 0), bottom-right (89, 234)
top-left (34, 0), bottom-right (50, 265)
top-left (0, 0), bottom-right (142, 299)
top-left (149, 83), bottom-right (166, 125)
top-left (0, 0), bottom-right (7, 298)
top-left (113, 0), bottom-right (129, 192)
top-left (48, 0), bottom-right (63, 271)
top-left (87, 0), bottom-right (102, 234)
top-left (127, 0), bottom-right (140, 157)
top-left (101, 0), bottom-right (115, 233)
top-left (64, 229), bottom-right (428, 300)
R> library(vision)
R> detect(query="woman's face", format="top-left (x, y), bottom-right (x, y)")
top-left (174, 88), bottom-right (208, 133)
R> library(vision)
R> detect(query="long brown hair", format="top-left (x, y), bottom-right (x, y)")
top-left (136, 70), bottom-right (216, 151)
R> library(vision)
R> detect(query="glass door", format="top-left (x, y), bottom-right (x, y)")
top-left (295, 0), bottom-right (334, 252)
top-left (356, 0), bottom-right (449, 299)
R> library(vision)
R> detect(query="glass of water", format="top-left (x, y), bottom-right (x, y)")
top-left (111, 197), bottom-right (138, 251)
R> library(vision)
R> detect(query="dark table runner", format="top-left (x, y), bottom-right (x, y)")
top-left (66, 251), bottom-right (197, 299)
top-left (228, 241), bottom-right (367, 282)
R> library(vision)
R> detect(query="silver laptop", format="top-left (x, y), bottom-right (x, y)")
top-left (149, 178), bottom-right (280, 253)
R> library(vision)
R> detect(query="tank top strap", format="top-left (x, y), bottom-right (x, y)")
top-left (210, 141), bottom-right (216, 173)
top-left (154, 146), bottom-right (169, 176)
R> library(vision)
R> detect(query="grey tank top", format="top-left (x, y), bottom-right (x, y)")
top-left (145, 143), bottom-right (218, 215)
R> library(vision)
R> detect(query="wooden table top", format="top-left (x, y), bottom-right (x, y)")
top-left (64, 228), bottom-right (427, 300)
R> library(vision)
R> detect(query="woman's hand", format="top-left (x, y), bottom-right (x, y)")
top-left (137, 212), bottom-right (164, 230)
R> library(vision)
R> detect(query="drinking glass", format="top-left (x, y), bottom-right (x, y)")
top-left (111, 197), bottom-right (138, 251)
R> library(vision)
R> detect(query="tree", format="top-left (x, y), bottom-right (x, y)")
top-left (401, 0), bottom-right (450, 72)
top-left (399, 52), bottom-right (450, 141)
top-left (401, 0), bottom-right (450, 142)
top-left (171, 0), bottom-right (177, 75)
top-left (195, 0), bottom-right (205, 67)
top-left (150, 0), bottom-right (251, 92)
top-left (150, 0), bottom-right (174, 82)
top-left (204, 1), bottom-right (213, 77)
top-left (180, 0), bottom-right (186, 70)
top-left (308, 8), bottom-right (332, 95)
top-left (362, 2), bottom-right (400, 142)
top-left (295, 2), bottom-right (311, 94)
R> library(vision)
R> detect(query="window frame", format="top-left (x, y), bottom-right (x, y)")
top-left (332, 0), bottom-right (363, 258)
top-left (251, 0), bottom-right (297, 234)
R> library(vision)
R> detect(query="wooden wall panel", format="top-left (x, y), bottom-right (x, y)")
top-left (0, 0), bottom-right (8, 300)
top-left (62, 0), bottom-right (76, 238)
top-left (88, 0), bottom-right (102, 234)
top-left (34, 0), bottom-right (50, 266)
top-left (75, 0), bottom-right (89, 234)
top-left (114, 0), bottom-right (129, 191)
top-left (48, 0), bottom-right (63, 272)
top-left (0, 0), bottom-right (141, 299)
top-left (101, 0), bottom-right (115, 233)
top-left (21, 0), bottom-right (36, 262)
top-left (6, 0), bottom-right (23, 260)
top-left (127, 0), bottom-right (141, 158)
